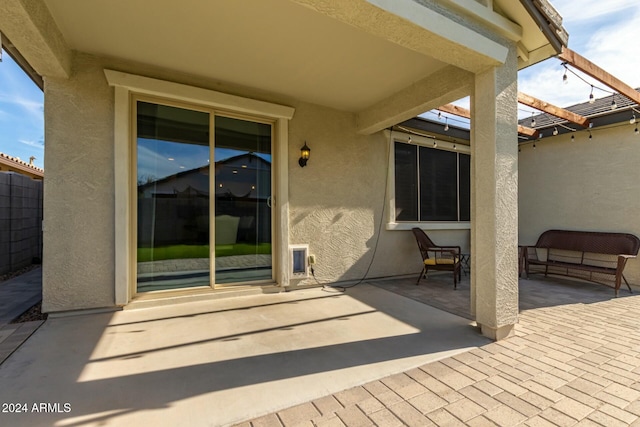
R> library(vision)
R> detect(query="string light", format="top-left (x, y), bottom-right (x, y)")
top-left (611, 95), bottom-right (617, 110)
top-left (433, 141), bottom-right (437, 148)
top-left (636, 125), bottom-right (639, 135)
top-left (533, 143), bottom-right (536, 149)
top-left (631, 113), bottom-right (636, 125)
top-left (408, 136), bottom-right (412, 143)
top-left (553, 127), bottom-right (559, 136)
top-left (531, 112), bottom-right (536, 127)
top-left (562, 67), bottom-right (568, 84)
top-left (437, 111), bottom-right (442, 119)
top-left (589, 86), bottom-right (595, 104)
top-left (453, 143), bottom-right (457, 150)
top-left (571, 134), bottom-right (575, 142)
top-left (588, 130), bottom-right (593, 140)
top-left (444, 117), bottom-right (449, 132)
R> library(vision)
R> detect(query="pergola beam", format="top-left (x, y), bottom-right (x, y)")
top-left (517, 92), bottom-right (590, 127)
top-left (559, 46), bottom-right (640, 106)
top-left (517, 124), bottom-right (539, 138)
top-left (437, 103), bottom-right (539, 138)
top-left (437, 103), bottom-right (471, 118)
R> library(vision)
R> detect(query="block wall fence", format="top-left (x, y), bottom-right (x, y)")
top-left (0, 172), bottom-right (43, 275)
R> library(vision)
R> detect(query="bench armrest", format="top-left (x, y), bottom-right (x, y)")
top-left (618, 254), bottom-right (637, 259)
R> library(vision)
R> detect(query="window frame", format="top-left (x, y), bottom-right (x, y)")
top-left (106, 70), bottom-right (294, 304)
top-left (385, 130), bottom-right (471, 231)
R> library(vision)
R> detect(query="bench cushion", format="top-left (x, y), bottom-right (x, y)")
top-left (424, 258), bottom-right (455, 265)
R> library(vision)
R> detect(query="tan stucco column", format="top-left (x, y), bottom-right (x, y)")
top-left (470, 44), bottom-right (519, 341)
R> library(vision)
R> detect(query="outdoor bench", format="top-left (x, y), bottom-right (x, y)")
top-left (523, 229), bottom-right (640, 296)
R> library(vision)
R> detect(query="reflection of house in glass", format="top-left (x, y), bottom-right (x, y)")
top-left (137, 153), bottom-right (271, 249)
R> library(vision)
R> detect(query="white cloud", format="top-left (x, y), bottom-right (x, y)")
top-left (518, 2), bottom-right (640, 109)
top-left (552, 0), bottom-right (637, 23)
top-left (18, 139), bottom-right (44, 148)
top-left (582, 10), bottom-right (640, 88)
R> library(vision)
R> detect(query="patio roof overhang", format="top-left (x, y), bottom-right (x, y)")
top-left (0, 0), bottom-right (566, 134)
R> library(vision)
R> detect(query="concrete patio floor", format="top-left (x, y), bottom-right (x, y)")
top-left (0, 282), bottom-right (489, 427)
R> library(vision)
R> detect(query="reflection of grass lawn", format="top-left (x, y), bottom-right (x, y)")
top-left (138, 243), bottom-right (271, 262)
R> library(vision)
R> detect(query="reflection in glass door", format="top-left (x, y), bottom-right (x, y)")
top-left (214, 116), bottom-right (272, 284)
top-left (135, 101), bottom-right (273, 293)
top-left (136, 101), bottom-right (210, 292)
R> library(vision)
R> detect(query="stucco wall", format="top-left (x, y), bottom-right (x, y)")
top-left (42, 52), bottom-right (471, 311)
top-left (518, 124), bottom-right (640, 285)
top-left (43, 54), bottom-right (115, 312)
top-left (288, 103), bottom-right (471, 286)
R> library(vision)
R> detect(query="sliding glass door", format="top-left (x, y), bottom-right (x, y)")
top-left (214, 116), bottom-right (272, 284)
top-left (135, 100), bottom-right (273, 293)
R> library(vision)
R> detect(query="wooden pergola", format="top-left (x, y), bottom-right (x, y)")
top-left (437, 47), bottom-right (639, 138)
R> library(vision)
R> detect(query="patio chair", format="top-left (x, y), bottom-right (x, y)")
top-left (411, 228), bottom-right (462, 289)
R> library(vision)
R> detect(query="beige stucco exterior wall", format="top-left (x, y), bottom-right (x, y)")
top-left (43, 54), bottom-right (115, 312)
top-left (519, 125), bottom-right (640, 285)
top-left (42, 52), bottom-right (472, 311)
top-left (288, 102), bottom-right (470, 285)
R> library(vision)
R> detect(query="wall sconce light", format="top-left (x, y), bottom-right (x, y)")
top-left (299, 142), bottom-right (310, 167)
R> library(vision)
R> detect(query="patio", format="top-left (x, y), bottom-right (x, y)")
top-left (238, 275), bottom-right (640, 426)
top-left (0, 279), bottom-right (488, 427)
top-left (1, 271), bottom-right (638, 426)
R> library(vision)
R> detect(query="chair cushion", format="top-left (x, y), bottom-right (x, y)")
top-left (424, 258), bottom-right (456, 265)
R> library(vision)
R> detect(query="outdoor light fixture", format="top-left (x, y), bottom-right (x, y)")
top-left (298, 142), bottom-right (310, 167)
top-left (531, 112), bottom-right (536, 127)
top-left (562, 68), bottom-right (568, 84)
top-left (631, 113), bottom-right (637, 125)
top-left (589, 86), bottom-right (595, 104)
top-left (553, 127), bottom-right (559, 136)
top-left (611, 97), bottom-right (617, 110)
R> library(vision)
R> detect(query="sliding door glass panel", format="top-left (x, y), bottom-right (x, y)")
top-left (136, 101), bottom-right (210, 292)
top-left (214, 116), bottom-right (272, 284)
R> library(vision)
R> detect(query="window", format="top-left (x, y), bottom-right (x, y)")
top-left (394, 141), bottom-right (470, 222)
top-left (105, 70), bottom-right (294, 303)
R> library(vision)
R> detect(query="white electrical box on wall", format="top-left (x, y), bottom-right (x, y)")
top-left (289, 244), bottom-right (309, 279)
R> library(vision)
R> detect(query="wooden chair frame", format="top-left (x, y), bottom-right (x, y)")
top-left (411, 228), bottom-right (462, 289)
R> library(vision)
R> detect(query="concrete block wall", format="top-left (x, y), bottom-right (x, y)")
top-left (0, 172), bottom-right (43, 275)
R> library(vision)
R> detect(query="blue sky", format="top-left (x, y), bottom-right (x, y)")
top-left (1, 1), bottom-right (639, 165)
top-left (0, 51), bottom-right (44, 168)
top-left (425, 0), bottom-right (640, 126)
top-left (518, 0), bottom-right (640, 109)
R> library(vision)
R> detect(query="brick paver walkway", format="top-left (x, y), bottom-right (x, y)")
top-left (237, 277), bottom-right (640, 426)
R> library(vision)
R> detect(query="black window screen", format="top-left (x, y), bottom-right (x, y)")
top-left (459, 154), bottom-right (471, 221)
top-left (394, 142), bottom-right (418, 221)
top-left (419, 148), bottom-right (457, 221)
top-left (394, 141), bottom-right (470, 222)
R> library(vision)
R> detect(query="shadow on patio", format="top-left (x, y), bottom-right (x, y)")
top-left (372, 270), bottom-right (631, 321)
top-left (0, 283), bottom-right (489, 427)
